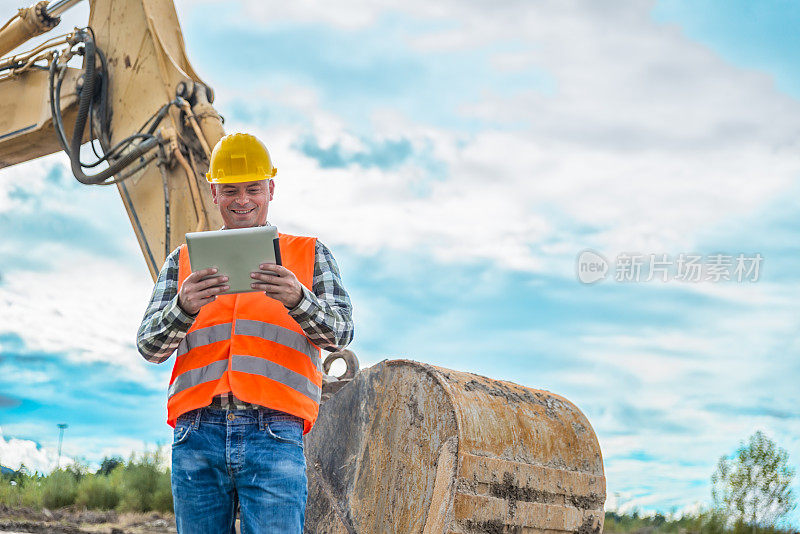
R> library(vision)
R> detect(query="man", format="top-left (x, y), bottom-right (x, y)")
top-left (137, 133), bottom-right (354, 533)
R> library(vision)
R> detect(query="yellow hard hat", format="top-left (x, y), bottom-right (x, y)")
top-left (206, 133), bottom-right (277, 184)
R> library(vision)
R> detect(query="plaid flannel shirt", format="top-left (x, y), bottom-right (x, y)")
top-left (136, 239), bottom-right (353, 410)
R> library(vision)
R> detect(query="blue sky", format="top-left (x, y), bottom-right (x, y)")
top-left (1, 0), bottom-right (799, 525)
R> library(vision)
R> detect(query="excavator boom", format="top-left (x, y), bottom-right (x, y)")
top-left (0, 0), bottom-right (224, 279)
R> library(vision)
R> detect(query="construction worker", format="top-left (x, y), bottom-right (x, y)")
top-left (136, 133), bottom-right (354, 533)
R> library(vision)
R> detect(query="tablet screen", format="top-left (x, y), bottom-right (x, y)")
top-left (185, 225), bottom-right (281, 294)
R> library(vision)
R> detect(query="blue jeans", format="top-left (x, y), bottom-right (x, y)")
top-left (171, 407), bottom-right (307, 533)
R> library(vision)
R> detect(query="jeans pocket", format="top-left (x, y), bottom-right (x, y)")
top-left (265, 419), bottom-right (303, 447)
top-left (172, 423), bottom-right (193, 447)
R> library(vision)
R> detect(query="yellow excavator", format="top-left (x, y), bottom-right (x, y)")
top-left (0, 1), bottom-right (606, 532)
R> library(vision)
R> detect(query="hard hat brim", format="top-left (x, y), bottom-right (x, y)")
top-left (205, 171), bottom-right (276, 184)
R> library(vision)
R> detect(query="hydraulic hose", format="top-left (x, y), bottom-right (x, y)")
top-left (67, 31), bottom-right (157, 185)
top-left (50, 51), bottom-right (145, 169)
top-left (48, 52), bottom-right (69, 152)
top-left (157, 157), bottom-right (171, 258)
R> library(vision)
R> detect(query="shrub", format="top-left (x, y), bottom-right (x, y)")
top-left (152, 479), bottom-right (174, 514)
top-left (41, 469), bottom-right (77, 509)
top-left (113, 451), bottom-right (172, 513)
top-left (692, 509), bottom-right (728, 534)
top-left (75, 474), bottom-right (119, 510)
top-left (0, 452), bottom-right (175, 513)
top-left (16, 477), bottom-right (44, 509)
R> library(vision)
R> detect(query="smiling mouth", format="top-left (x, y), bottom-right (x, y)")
top-left (230, 208), bottom-right (255, 215)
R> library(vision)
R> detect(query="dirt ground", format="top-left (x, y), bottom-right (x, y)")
top-left (0, 504), bottom-right (176, 534)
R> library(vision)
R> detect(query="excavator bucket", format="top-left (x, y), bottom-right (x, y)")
top-left (305, 359), bottom-right (606, 533)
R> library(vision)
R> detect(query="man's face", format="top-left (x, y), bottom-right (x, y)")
top-left (211, 179), bottom-right (274, 229)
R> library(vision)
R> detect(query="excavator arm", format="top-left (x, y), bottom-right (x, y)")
top-left (0, 0), bottom-right (223, 279)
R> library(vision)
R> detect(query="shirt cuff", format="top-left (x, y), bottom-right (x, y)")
top-left (287, 285), bottom-right (319, 320)
top-left (169, 295), bottom-right (198, 330)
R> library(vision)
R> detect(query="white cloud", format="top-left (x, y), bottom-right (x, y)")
top-left (5, 0), bottom-right (797, 283)
top-left (197, 0), bottom-right (441, 30)
top-left (60, 436), bottom-right (171, 471)
top-left (0, 427), bottom-right (171, 474)
top-left (0, 156), bottom-right (159, 379)
top-left (202, 0), bottom-right (800, 277)
top-left (0, 256), bottom-right (156, 379)
top-left (0, 428), bottom-right (73, 473)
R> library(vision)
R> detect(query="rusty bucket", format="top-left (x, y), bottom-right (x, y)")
top-left (305, 359), bottom-right (605, 533)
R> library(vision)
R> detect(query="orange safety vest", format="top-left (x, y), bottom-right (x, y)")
top-left (168, 233), bottom-right (322, 435)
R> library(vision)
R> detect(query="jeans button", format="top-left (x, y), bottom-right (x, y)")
top-left (227, 413), bottom-right (235, 421)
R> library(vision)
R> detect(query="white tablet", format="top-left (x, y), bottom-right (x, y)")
top-left (185, 225), bottom-right (281, 295)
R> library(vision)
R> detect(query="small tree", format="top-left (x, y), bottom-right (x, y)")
top-left (711, 431), bottom-right (796, 530)
top-left (96, 456), bottom-right (123, 477)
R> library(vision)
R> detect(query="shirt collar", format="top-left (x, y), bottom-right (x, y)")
top-left (220, 221), bottom-right (271, 230)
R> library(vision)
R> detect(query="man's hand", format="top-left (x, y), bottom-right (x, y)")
top-left (251, 264), bottom-right (303, 309)
top-left (178, 268), bottom-right (229, 315)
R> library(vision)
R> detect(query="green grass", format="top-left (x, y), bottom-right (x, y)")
top-left (604, 510), bottom-right (797, 534)
top-left (0, 451), bottom-right (172, 513)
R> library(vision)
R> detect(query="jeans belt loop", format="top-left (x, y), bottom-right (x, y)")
top-left (193, 408), bottom-right (202, 430)
top-left (258, 408), bottom-right (265, 431)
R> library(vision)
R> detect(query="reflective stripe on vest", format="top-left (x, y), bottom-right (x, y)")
top-left (172, 320), bottom-right (321, 376)
top-left (234, 319), bottom-right (322, 374)
top-left (176, 323), bottom-right (232, 357)
top-left (167, 233), bottom-right (321, 433)
top-left (167, 355), bottom-right (322, 403)
top-left (231, 355), bottom-right (321, 402)
top-left (169, 358), bottom-right (228, 398)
